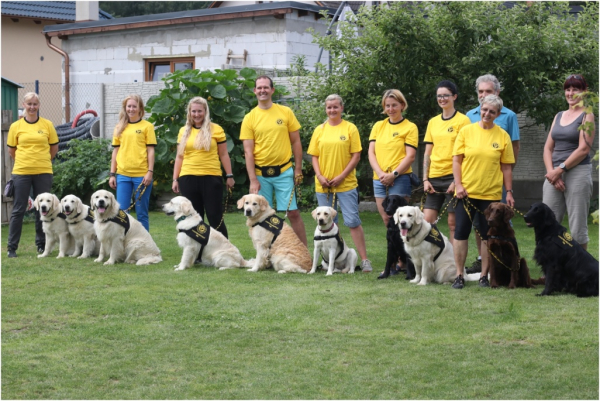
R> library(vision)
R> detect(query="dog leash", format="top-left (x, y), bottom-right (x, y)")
top-left (214, 187), bottom-right (232, 231)
top-left (125, 183), bottom-right (147, 213)
top-left (326, 189), bottom-right (337, 209)
top-left (285, 173), bottom-right (303, 218)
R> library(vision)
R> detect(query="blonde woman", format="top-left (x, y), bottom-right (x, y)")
top-left (7, 92), bottom-right (59, 257)
top-left (172, 97), bottom-right (234, 238)
top-left (368, 89), bottom-right (418, 226)
top-left (108, 94), bottom-right (156, 231)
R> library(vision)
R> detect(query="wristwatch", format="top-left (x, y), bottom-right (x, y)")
top-left (506, 189), bottom-right (514, 194)
top-left (392, 171), bottom-right (399, 177)
top-left (559, 162), bottom-right (568, 172)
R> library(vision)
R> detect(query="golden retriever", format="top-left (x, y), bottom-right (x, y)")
top-left (163, 196), bottom-right (252, 271)
top-left (237, 194), bottom-right (311, 273)
top-left (61, 194), bottom-right (100, 259)
top-left (310, 206), bottom-right (358, 275)
top-left (90, 190), bottom-right (162, 265)
top-left (34, 193), bottom-right (75, 258)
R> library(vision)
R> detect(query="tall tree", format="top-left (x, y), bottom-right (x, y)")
top-left (100, 1), bottom-right (210, 18)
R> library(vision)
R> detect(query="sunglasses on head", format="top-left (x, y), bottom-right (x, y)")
top-left (568, 74), bottom-right (583, 80)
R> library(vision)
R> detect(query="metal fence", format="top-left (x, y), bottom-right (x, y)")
top-left (18, 82), bottom-right (103, 126)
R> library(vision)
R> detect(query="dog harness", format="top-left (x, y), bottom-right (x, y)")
top-left (253, 215), bottom-right (285, 246)
top-left (423, 225), bottom-right (445, 262)
top-left (552, 231), bottom-right (575, 250)
top-left (179, 220), bottom-right (211, 260)
top-left (67, 209), bottom-right (95, 225)
top-left (489, 235), bottom-right (521, 256)
top-left (103, 210), bottom-right (130, 235)
top-left (314, 223), bottom-right (345, 263)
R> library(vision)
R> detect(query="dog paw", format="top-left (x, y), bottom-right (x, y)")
top-left (247, 268), bottom-right (259, 272)
top-left (37, 254), bottom-right (46, 258)
top-left (103, 260), bottom-right (115, 265)
top-left (94, 257), bottom-right (103, 263)
top-left (77, 255), bottom-right (89, 259)
top-left (277, 270), bottom-right (287, 274)
top-left (56, 254), bottom-right (65, 259)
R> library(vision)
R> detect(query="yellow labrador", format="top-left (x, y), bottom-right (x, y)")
top-left (237, 194), bottom-right (311, 273)
top-left (34, 193), bottom-right (75, 258)
top-left (90, 190), bottom-right (162, 265)
top-left (163, 196), bottom-right (252, 271)
top-left (310, 206), bottom-right (358, 275)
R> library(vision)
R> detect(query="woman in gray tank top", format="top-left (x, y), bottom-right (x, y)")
top-left (543, 74), bottom-right (595, 250)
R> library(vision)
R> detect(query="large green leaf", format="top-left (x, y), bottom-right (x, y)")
top-left (222, 105), bottom-right (247, 123)
top-left (154, 138), bottom-right (169, 161)
top-left (209, 84), bottom-right (227, 99)
top-left (239, 67), bottom-right (257, 80)
top-left (151, 97), bottom-right (175, 114)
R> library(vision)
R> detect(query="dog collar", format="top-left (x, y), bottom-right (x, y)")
top-left (319, 222), bottom-right (337, 234)
top-left (43, 212), bottom-right (67, 222)
top-left (176, 215), bottom-right (189, 222)
top-left (406, 224), bottom-right (423, 243)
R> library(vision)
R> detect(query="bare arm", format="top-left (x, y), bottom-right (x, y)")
top-left (312, 155), bottom-right (330, 188)
top-left (511, 140), bottom-right (520, 167)
top-left (8, 147), bottom-right (16, 160)
top-left (142, 146), bottom-right (155, 186)
top-left (501, 163), bottom-right (514, 207)
top-left (453, 154), bottom-right (467, 199)
top-left (50, 144), bottom-right (58, 160)
top-left (218, 142), bottom-right (235, 190)
top-left (289, 130), bottom-right (303, 184)
top-left (423, 144), bottom-right (434, 193)
top-left (243, 139), bottom-right (260, 194)
top-left (172, 151), bottom-right (183, 193)
top-left (109, 147), bottom-right (119, 189)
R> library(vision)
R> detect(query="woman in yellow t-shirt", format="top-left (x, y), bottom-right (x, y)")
top-left (108, 94), bottom-right (157, 231)
top-left (451, 94), bottom-right (515, 290)
top-left (307, 94), bottom-right (372, 272)
top-left (6, 92), bottom-right (59, 257)
top-left (368, 89), bottom-right (418, 227)
top-left (172, 97), bottom-right (234, 238)
top-left (422, 80), bottom-right (471, 243)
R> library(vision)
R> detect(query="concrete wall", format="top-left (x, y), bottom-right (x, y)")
top-left (59, 12), bottom-right (329, 84)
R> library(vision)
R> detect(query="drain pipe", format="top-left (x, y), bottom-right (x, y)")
top-left (45, 34), bottom-right (70, 122)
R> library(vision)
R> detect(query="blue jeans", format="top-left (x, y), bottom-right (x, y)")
top-left (116, 174), bottom-right (152, 231)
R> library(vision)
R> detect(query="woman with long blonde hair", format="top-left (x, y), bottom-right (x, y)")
top-left (108, 94), bottom-right (156, 231)
top-left (172, 97), bottom-right (235, 239)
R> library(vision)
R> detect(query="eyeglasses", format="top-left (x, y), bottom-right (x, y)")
top-left (436, 94), bottom-right (452, 100)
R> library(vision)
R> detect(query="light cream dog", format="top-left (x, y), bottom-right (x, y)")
top-left (34, 193), bottom-right (75, 258)
top-left (394, 206), bottom-right (478, 285)
top-left (310, 206), bottom-right (358, 275)
top-left (90, 190), bottom-right (162, 265)
top-left (163, 196), bottom-right (252, 271)
top-left (237, 194), bottom-right (311, 273)
top-left (61, 194), bottom-right (100, 259)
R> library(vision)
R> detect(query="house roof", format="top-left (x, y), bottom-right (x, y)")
top-left (43, 1), bottom-right (337, 37)
top-left (1, 77), bottom-right (24, 88)
top-left (1, 1), bottom-right (113, 22)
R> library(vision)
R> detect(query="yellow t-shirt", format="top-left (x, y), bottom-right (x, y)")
top-left (177, 123), bottom-right (227, 177)
top-left (239, 104), bottom-right (301, 176)
top-left (423, 111), bottom-right (471, 178)
top-left (369, 117), bottom-right (418, 179)
top-left (112, 119), bottom-right (157, 177)
top-left (7, 117), bottom-right (59, 175)
top-left (453, 123), bottom-right (515, 200)
top-left (307, 120), bottom-right (362, 193)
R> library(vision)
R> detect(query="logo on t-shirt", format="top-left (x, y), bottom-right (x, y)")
top-left (447, 127), bottom-right (454, 133)
top-left (276, 119), bottom-right (283, 125)
top-left (340, 135), bottom-right (347, 141)
top-left (392, 132), bottom-right (399, 137)
top-left (492, 142), bottom-right (499, 149)
top-left (37, 130), bottom-right (44, 135)
top-left (136, 129), bottom-right (142, 134)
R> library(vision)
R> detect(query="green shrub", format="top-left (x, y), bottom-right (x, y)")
top-left (52, 139), bottom-right (112, 200)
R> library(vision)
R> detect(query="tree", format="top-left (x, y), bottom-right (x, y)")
top-left (299, 1), bottom-right (599, 193)
top-left (99, 2), bottom-right (210, 18)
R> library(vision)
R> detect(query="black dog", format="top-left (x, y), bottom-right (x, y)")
top-left (524, 202), bottom-right (599, 297)
top-left (378, 195), bottom-right (416, 280)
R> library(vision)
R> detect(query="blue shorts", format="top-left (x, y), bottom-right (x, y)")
top-left (316, 188), bottom-right (361, 228)
top-left (373, 174), bottom-right (411, 198)
top-left (257, 167), bottom-right (298, 211)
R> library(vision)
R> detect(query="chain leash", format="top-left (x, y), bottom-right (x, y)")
top-left (214, 187), bottom-right (232, 231)
top-left (125, 183), bottom-right (147, 213)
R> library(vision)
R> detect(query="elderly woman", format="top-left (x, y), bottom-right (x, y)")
top-left (368, 89), bottom-right (418, 227)
top-left (6, 92), bottom-right (59, 257)
top-left (451, 94), bottom-right (515, 289)
top-left (543, 74), bottom-right (595, 250)
top-left (307, 94), bottom-right (373, 273)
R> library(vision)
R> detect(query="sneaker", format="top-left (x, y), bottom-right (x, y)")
top-left (465, 258), bottom-right (482, 274)
top-left (479, 276), bottom-right (490, 288)
top-left (452, 275), bottom-right (465, 289)
top-left (390, 264), bottom-right (402, 276)
top-left (7, 249), bottom-right (17, 258)
top-left (361, 259), bottom-right (373, 273)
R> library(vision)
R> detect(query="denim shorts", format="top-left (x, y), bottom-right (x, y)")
top-left (373, 174), bottom-right (411, 198)
top-left (257, 167), bottom-right (297, 211)
top-left (316, 188), bottom-right (361, 228)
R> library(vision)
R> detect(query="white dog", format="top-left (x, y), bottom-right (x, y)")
top-left (237, 194), bottom-right (312, 273)
top-left (34, 193), bottom-right (75, 258)
top-left (61, 194), bottom-right (100, 259)
top-left (90, 190), bottom-right (162, 265)
top-left (394, 206), bottom-right (478, 285)
top-left (163, 196), bottom-right (252, 271)
top-left (309, 206), bottom-right (358, 275)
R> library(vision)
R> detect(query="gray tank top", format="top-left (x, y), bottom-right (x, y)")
top-left (551, 111), bottom-right (590, 166)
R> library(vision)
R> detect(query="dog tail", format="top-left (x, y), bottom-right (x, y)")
top-left (464, 273), bottom-right (483, 282)
top-left (136, 255), bottom-right (163, 265)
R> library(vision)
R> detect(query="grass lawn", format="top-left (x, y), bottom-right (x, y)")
top-left (2, 209), bottom-right (598, 399)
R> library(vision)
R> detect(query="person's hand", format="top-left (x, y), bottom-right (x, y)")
top-left (423, 180), bottom-right (434, 193)
top-left (172, 180), bottom-right (179, 193)
top-left (455, 183), bottom-right (467, 199)
top-left (249, 179), bottom-right (260, 194)
top-left (329, 174), bottom-right (345, 188)
top-left (506, 191), bottom-right (515, 208)
top-left (142, 171), bottom-right (153, 186)
top-left (317, 175), bottom-right (330, 188)
top-left (109, 176), bottom-right (116, 189)
top-left (226, 177), bottom-right (235, 190)
top-left (553, 178), bottom-right (566, 192)
top-left (380, 173), bottom-right (395, 187)
top-left (446, 181), bottom-right (455, 194)
top-left (545, 168), bottom-right (563, 185)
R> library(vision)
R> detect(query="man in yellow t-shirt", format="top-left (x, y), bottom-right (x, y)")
top-left (240, 76), bottom-right (307, 246)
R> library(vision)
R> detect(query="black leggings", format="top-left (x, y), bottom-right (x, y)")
top-left (454, 198), bottom-right (498, 241)
top-left (178, 175), bottom-right (228, 238)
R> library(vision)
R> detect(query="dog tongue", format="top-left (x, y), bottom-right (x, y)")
top-left (401, 228), bottom-right (408, 237)
top-left (98, 207), bottom-right (106, 213)
top-left (41, 211), bottom-right (48, 216)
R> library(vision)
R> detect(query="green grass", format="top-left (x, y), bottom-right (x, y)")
top-left (2, 211), bottom-right (598, 399)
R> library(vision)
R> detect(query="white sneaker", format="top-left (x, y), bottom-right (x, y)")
top-left (361, 259), bottom-right (373, 273)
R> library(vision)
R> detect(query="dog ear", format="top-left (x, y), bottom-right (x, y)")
top-left (484, 204), bottom-right (492, 220)
top-left (259, 196), bottom-right (267, 211)
top-left (110, 193), bottom-right (120, 214)
top-left (33, 195), bottom-right (41, 211)
top-left (181, 199), bottom-right (192, 216)
top-left (414, 207), bottom-right (423, 225)
top-left (393, 209), bottom-right (401, 225)
top-left (311, 208), bottom-right (318, 220)
top-left (382, 197), bottom-right (389, 210)
top-left (90, 193), bottom-right (96, 210)
top-left (330, 208), bottom-right (337, 219)
top-left (503, 205), bottom-right (514, 223)
top-left (236, 196), bottom-right (246, 209)
top-left (52, 195), bottom-right (60, 212)
top-left (74, 196), bottom-right (83, 214)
